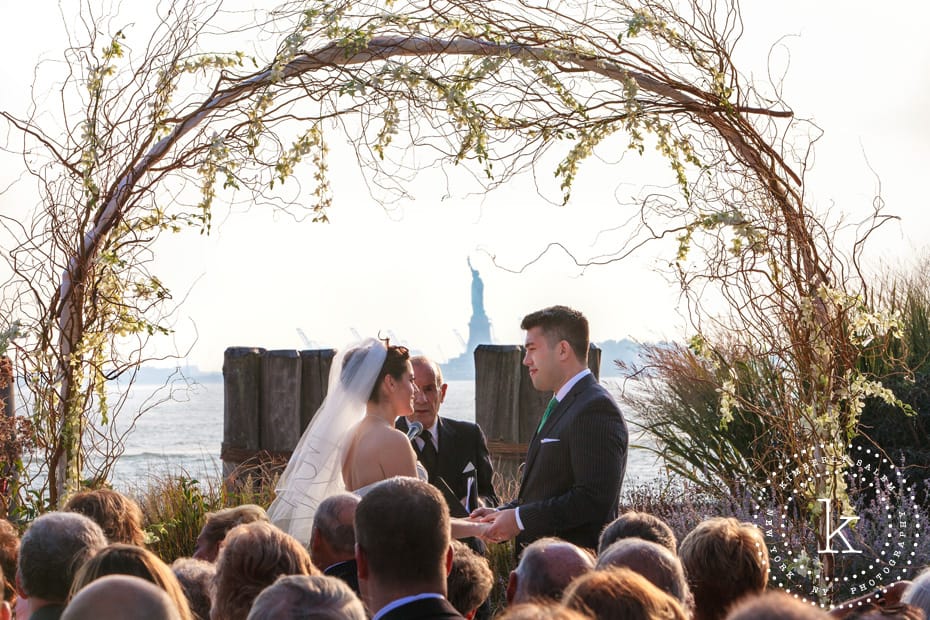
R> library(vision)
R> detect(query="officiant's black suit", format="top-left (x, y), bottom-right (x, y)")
top-left (505, 373), bottom-right (628, 550)
top-left (396, 416), bottom-right (498, 516)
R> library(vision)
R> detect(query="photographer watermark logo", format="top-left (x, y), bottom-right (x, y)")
top-left (751, 444), bottom-right (921, 608)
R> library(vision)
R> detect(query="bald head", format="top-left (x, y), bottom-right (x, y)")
top-left (596, 538), bottom-right (690, 607)
top-left (63, 575), bottom-right (181, 620)
top-left (508, 538), bottom-right (594, 605)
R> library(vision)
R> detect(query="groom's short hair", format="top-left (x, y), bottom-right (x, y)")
top-left (355, 477), bottom-right (450, 587)
top-left (521, 306), bottom-right (589, 363)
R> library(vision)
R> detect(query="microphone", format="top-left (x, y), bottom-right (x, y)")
top-left (406, 420), bottom-right (424, 441)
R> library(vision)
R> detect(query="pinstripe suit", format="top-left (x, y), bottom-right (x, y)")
top-left (505, 373), bottom-right (628, 550)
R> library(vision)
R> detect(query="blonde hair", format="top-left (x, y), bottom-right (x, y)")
top-left (211, 522), bottom-right (318, 620)
top-left (563, 567), bottom-right (687, 620)
top-left (69, 543), bottom-right (193, 620)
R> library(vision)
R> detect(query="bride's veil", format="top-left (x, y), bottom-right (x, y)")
top-left (267, 338), bottom-right (386, 544)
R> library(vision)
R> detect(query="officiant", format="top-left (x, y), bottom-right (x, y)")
top-left (396, 355), bottom-right (499, 518)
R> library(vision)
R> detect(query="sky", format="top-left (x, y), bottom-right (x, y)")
top-left (2, 1), bottom-right (929, 372)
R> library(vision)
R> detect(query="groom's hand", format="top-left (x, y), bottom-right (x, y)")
top-left (469, 507), bottom-right (496, 519)
top-left (479, 508), bottom-right (520, 543)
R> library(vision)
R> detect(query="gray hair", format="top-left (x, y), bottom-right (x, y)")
top-left (19, 512), bottom-right (107, 602)
top-left (312, 493), bottom-right (359, 556)
top-left (246, 575), bottom-right (365, 620)
top-left (596, 538), bottom-right (690, 607)
top-left (410, 355), bottom-right (444, 386)
top-left (171, 557), bottom-right (216, 620)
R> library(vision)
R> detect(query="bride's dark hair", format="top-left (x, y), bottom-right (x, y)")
top-left (342, 342), bottom-right (410, 403)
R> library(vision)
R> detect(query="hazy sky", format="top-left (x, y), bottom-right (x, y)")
top-left (2, 1), bottom-right (929, 371)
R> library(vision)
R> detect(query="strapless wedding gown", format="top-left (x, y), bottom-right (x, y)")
top-left (351, 461), bottom-right (429, 497)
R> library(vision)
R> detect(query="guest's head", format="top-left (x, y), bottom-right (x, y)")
top-left (0, 519), bottom-right (18, 604)
top-left (843, 604), bottom-right (924, 620)
top-left (725, 591), bottom-right (829, 619)
top-left (69, 543), bottom-right (193, 620)
top-left (497, 602), bottom-right (592, 620)
top-left (903, 569), bottom-right (930, 618)
top-left (246, 575), bottom-right (365, 620)
top-left (355, 477), bottom-right (452, 610)
top-left (678, 517), bottom-right (769, 620)
top-left (171, 558), bottom-right (216, 620)
top-left (62, 575), bottom-right (181, 620)
top-left (507, 537), bottom-right (595, 605)
top-left (597, 538), bottom-right (690, 609)
top-left (63, 488), bottom-right (146, 546)
top-left (599, 511), bottom-right (677, 554)
top-left (211, 521), bottom-right (318, 620)
top-left (193, 504), bottom-right (268, 562)
top-left (563, 567), bottom-right (687, 620)
top-left (409, 356), bottom-right (447, 430)
top-left (17, 512), bottom-right (107, 606)
top-left (309, 493), bottom-right (359, 571)
top-left (447, 540), bottom-right (493, 619)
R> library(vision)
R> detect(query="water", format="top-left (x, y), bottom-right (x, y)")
top-left (106, 379), bottom-right (663, 490)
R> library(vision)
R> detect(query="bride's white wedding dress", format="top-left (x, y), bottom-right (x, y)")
top-left (267, 338), bottom-right (425, 545)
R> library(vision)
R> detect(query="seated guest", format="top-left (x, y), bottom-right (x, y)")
top-left (246, 575), bottom-right (366, 620)
top-left (16, 512), bottom-right (107, 620)
top-left (0, 566), bottom-right (11, 620)
top-left (832, 581), bottom-right (911, 618)
top-left (309, 493), bottom-right (360, 594)
top-left (507, 538), bottom-right (594, 606)
top-left (355, 476), bottom-right (464, 619)
top-left (193, 504), bottom-right (268, 562)
top-left (171, 558), bottom-right (215, 620)
top-left (63, 489), bottom-right (146, 546)
top-left (598, 511), bottom-right (677, 554)
top-left (678, 517), bottom-right (768, 620)
top-left (211, 521), bottom-right (317, 620)
top-left (447, 541), bottom-right (493, 620)
top-left (726, 591), bottom-right (829, 619)
top-left (844, 604), bottom-right (924, 620)
top-left (563, 567), bottom-right (687, 620)
top-left (62, 575), bottom-right (181, 620)
top-left (0, 519), bottom-right (18, 607)
top-left (902, 571), bottom-right (930, 618)
top-left (596, 538), bottom-right (690, 610)
top-left (497, 603), bottom-right (591, 620)
top-left (69, 543), bottom-right (193, 620)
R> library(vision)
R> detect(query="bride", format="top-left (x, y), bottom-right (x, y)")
top-left (268, 338), bottom-right (487, 544)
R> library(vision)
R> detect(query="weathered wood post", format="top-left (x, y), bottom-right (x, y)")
top-left (474, 343), bottom-right (602, 492)
top-left (1, 355), bottom-right (16, 515)
top-left (260, 350), bottom-right (303, 455)
top-left (221, 347), bottom-right (265, 476)
top-left (299, 349), bottom-right (336, 431)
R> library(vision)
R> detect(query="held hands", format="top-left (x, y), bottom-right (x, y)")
top-left (473, 508), bottom-right (520, 544)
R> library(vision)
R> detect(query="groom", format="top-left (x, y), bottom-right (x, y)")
top-left (474, 305), bottom-right (628, 551)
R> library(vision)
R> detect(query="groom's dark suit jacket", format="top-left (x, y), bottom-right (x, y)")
top-left (505, 373), bottom-right (628, 550)
top-left (396, 416), bottom-right (499, 517)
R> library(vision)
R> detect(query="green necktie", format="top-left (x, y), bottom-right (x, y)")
top-left (537, 397), bottom-right (558, 433)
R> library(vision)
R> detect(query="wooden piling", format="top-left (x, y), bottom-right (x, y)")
top-left (221, 347), bottom-right (264, 476)
top-left (299, 349), bottom-right (336, 431)
top-left (260, 350), bottom-right (303, 454)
